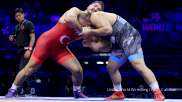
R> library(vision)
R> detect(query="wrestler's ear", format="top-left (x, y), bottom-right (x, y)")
top-left (82, 40), bottom-right (89, 47)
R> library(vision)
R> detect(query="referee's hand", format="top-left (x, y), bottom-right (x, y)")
top-left (24, 50), bottom-right (31, 59)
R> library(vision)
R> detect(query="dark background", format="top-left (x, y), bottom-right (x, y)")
top-left (0, 0), bottom-right (182, 98)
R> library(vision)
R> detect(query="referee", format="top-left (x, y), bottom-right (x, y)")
top-left (9, 8), bottom-right (35, 95)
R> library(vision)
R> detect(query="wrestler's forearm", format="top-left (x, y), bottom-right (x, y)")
top-left (90, 27), bottom-right (112, 36)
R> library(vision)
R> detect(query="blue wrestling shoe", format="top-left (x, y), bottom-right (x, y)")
top-left (5, 89), bottom-right (17, 98)
top-left (73, 91), bottom-right (88, 98)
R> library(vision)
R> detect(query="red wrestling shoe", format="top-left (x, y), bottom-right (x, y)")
top-left (106, 91), bottom-right (125, 100)
top-left (153, 89), bottom-right (165, 101)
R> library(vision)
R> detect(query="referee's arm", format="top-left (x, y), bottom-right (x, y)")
top-left (28, 21), bottom-right (35, 50)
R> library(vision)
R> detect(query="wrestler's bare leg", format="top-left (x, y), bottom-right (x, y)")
top-left (5, 57), bottom-right (41, 97)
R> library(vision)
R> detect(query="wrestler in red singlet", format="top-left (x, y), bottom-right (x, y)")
top-left (32, 22), bottom-right (80, 64)
top-left (5, 7), bottom-right (88, 98)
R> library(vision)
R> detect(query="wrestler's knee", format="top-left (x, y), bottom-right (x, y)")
top-left (71, 66), bottom-right (83, 74)
top-left (107, 61), bottom-right (121, 73)
top-left (130, 59), bottom-right (148, 73)
top-left (130, 59), bottom-right (141, 66)
top-left (106, 64), bottom-right (114, 72)
top-left (131, 58), bottom-right (145, 67)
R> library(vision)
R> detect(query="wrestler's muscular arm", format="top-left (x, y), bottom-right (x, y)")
top-left (82, 35), bottom-right (100, 47)
top-left (86, 13), bottom-right (113, 36)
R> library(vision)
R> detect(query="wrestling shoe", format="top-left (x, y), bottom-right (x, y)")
top-left (153, 89), bottom-right (165, 101)
top-left (73, 91), bottom-right (88, 98)
top-left (106, 91), bottom-right (125, 100)
top-left (5, 89), bottom-right (17, 98)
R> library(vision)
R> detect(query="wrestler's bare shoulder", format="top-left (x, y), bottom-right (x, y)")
top-left (92, 11), bottom-right (117, 17)
top-left (59, 7), bottom-right (81, 23)
top-left (91, 11), bottom-right (117, 25)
